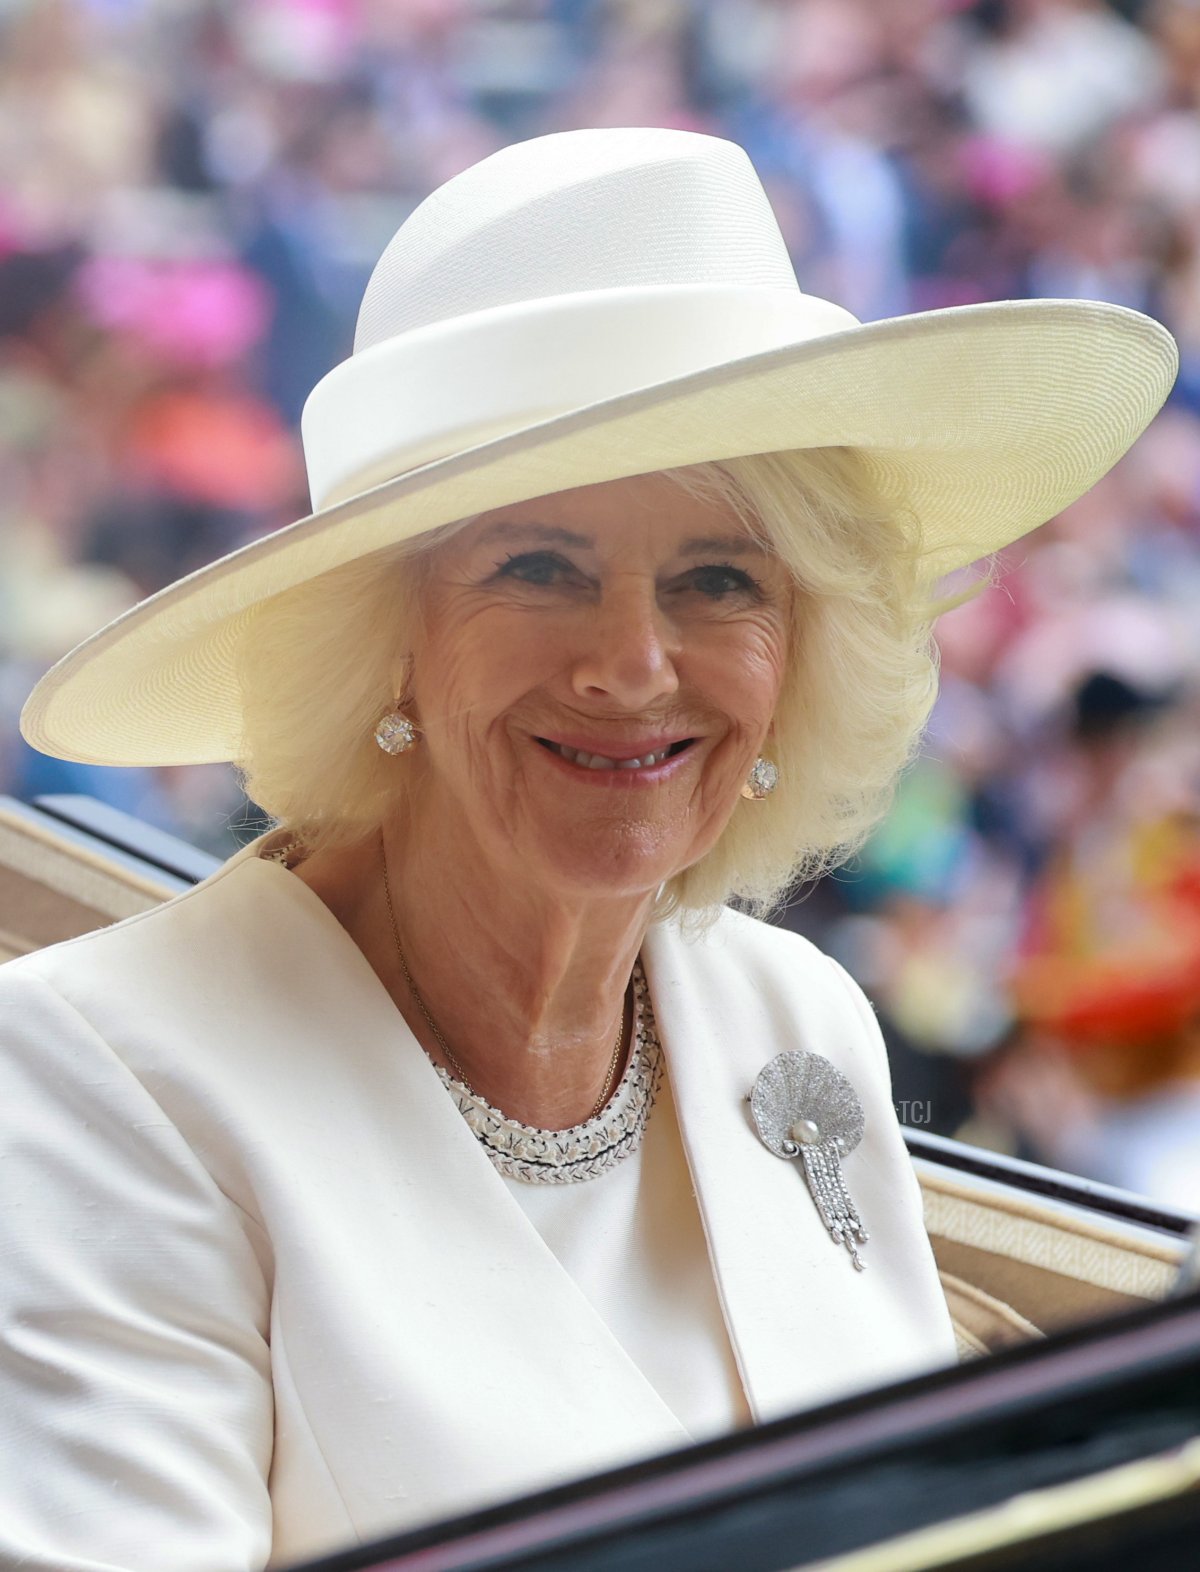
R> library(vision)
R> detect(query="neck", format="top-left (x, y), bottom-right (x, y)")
top-left (296, 810), bottom-right (655, 1129)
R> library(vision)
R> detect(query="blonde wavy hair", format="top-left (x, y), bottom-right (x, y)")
top-left (235, 448), bottom-right (943, 920)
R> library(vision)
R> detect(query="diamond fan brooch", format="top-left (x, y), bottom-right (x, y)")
top-left (750, 1050), bottom-right (869, 1271)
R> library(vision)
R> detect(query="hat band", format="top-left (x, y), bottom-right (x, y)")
top-left (301, 284), bottom-right (858, 510)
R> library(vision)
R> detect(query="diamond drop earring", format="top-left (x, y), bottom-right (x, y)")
top-left (741, 756), bottom-right (779, 800)
top-left (374, 708), bottom-right (420, 755)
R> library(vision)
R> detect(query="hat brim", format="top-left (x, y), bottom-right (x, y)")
top-left (21, 297), bottom-right (1177, 766)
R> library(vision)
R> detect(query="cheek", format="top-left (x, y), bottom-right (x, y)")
top-left (707, 616), bottom-right (790, 729)
top-left (408, 599), bottom-right (481, 732)
top-left (409, 604), bottom-right (547, 740)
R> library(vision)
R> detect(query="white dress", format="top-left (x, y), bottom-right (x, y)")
top-left (506, 1072), bottom-right (753, 1442)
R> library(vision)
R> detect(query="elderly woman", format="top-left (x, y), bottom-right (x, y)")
top-left (1, 129), bottom-right (1175, 1571)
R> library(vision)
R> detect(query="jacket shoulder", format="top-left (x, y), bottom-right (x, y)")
top-left (704, 903), bottom-right (834, 965)
top-left (648, 904), bottom-right (889, 1085)
top-left (1, 848), bottom-right (271, 992)
top-left (692, 904), bottom-right (875, 1009)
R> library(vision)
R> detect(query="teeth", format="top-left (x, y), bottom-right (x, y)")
top-left (552, 744), bottom-right (673, 770)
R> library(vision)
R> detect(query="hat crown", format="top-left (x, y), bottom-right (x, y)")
top-left (354, 128), bottom-right (800, 354)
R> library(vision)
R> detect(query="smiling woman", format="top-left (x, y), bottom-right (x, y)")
top-left (1, 127), bottom-right (1177, 1572)
top-left (235, 448), bottom-right (934, 919)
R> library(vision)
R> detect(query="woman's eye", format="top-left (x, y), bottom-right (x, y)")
top-left (494, 551), bottom-right (579, 587)
top-left (685, 563), bottom-right (764, 600)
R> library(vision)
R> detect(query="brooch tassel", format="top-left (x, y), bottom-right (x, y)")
top-left (750, 1050), bottom-right (869, 1270)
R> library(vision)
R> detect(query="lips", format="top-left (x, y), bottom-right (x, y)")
top-left (537, 738), bottom-right (694, 772)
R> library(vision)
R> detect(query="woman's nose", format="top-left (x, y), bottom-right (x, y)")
top-left (569, 578), bottom-right (680, 709)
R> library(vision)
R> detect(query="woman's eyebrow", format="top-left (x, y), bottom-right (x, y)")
top-left (475, 523), bottom-right (764, 556)
top-left (678, 535), bottom-right (764, 556)
top-left (477, 521), bottom-right (593, 549)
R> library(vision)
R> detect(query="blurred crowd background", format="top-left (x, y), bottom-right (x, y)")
top-left (4, 0), bottom-right (1200, 1206)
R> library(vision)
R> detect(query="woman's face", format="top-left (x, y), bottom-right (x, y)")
top-left (404, 471), bottom-right (792, 902)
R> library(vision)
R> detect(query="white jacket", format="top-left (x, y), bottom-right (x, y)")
top-left (0, 845), bottom-right (956, 1570)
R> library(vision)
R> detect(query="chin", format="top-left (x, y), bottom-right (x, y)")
top-left (529, 824), bottom-right (695, 902)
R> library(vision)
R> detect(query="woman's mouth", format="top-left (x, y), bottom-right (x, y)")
top-left (536, 738), bottom-right (695, 772)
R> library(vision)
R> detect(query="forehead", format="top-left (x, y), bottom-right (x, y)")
top-left (460, 471), bottom-right (769, 554)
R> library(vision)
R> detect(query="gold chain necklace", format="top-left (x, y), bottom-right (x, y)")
top-left (380, 838), bottom-right (628, 1123)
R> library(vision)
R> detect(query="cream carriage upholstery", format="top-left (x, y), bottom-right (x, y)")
top-left (0, 797), bottom-right (182, 962)
top-left (919, 1159), bottom-right (1184, 1357)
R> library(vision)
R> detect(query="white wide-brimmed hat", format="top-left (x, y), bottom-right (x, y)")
top-left (22, 127), bottom-right (1177, 767)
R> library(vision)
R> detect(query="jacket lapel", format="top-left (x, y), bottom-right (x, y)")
top-left (233, 859), bottom-right (694, 1489)
top-left (644, 914), bottom-right (957, 1423)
